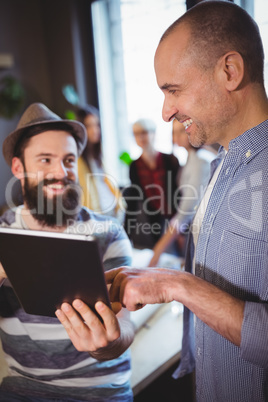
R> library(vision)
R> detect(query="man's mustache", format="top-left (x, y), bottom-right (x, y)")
top-left (39, 178), bottom-right (75, 187)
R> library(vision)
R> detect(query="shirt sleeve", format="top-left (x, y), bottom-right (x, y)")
top-left (240, 301), bottom-right (268, 368)
top-left (102, 221), bottom-right (133, 271)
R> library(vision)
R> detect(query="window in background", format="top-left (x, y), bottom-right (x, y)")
top-left (120, 0), bottom-right (186, 159)
top-left (91, 0), bottom-right (186, 185)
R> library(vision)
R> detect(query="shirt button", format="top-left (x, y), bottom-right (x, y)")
top-left (197, 347), bottom-right (201, 356)
top-left (225, 167), bottom-right (230, 175)
top-left (198, 264), bottom-right (204, 276)
top-left (246, 150), bottom-right (251, 158)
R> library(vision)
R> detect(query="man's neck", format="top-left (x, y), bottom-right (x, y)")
top-left (220, 87), bottom-right (268, 150)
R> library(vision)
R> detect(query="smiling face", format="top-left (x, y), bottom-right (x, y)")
top-left (22, 130), bottom-right (78, 192)
top-left (154, 23), bottom-right (235, 148)
top-left (172, 119), bottom-right (192, 150)
top-left (12, 130), bottom-right (81, 227)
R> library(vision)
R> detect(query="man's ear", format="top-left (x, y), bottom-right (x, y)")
top-left (11, 157), bottom-right (25, 180)
top-left (217, 51), bottom-right (244, 91)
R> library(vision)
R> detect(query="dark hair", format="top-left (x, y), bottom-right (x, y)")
top-left (161, 0), bottom-right (264, 85)
top-left (14, 122), bottom-right (80, 164)
top-left (76, 105), bottom-right (102, 168)
top-left (76, 104), bottom-right (100, 120)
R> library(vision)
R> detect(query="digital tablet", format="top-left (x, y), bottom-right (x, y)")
top-left (0, 227), bottom-right (111, 317)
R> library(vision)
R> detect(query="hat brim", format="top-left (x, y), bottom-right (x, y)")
top-left (3, 118), bottom-right (87, 166)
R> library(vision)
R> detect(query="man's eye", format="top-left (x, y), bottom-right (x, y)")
top-left (169, 90), bottom-right (177, 95)
top-left (41, 158), bottom-right (50, 163)
top-left (65, 158), bottom-right (76, 165)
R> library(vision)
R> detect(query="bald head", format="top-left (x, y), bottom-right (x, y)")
top-left (160, 1), bottom-right (264, 84)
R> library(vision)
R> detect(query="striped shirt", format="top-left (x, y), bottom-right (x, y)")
top-left (175, 120), bottom-right (268, 401)
top-left (0, 206), bottom-right (133, 401)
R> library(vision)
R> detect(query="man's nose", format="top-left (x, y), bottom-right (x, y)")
top-left (162, 97), bottom-right (178, 122)
top-left (52, 161), bottom-right (67, 179)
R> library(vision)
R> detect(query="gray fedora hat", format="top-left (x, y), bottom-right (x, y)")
top-left (2, 102), bottom-right (87, 166)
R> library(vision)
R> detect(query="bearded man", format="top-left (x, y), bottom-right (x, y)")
top-left (0, 103), bottom-right (134, 402)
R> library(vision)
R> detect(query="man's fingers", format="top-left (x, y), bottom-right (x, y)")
top-left (55, 300), bottom-right (121, 352)
top-left (110, 302), bottom-right (123, 315)
top-left (95, 302), bottom-right (120, 342)
top-left (107, 268), bottom-right (143, 308)
top-left (105, 267), bottom-right (126, 284)
top-left (55, 308), bottom-right (69, 327)
top-left (108, 273), bottom-right (125, 304)
top-left (72, 300), bottom-right (102, 329)
top-left (106, 268), bottom-right (125, 304)
top-left (55, 303), bottom-right (86, 337)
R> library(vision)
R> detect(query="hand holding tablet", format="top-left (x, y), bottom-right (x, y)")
top-left (0, 227), bottom-right (111, 317)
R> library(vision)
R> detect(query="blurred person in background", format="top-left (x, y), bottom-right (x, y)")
top-left (123, 118), bottom-right (180, 248)
top-left (149, 119), bottom-right (215, 265)
top-left (77, 105), bottom-right (124, 223)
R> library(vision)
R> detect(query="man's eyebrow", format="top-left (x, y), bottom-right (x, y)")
top-left (64, 152), bottom-right (77, 159)
top-left (34, 152), bottom-right (77, 158)
top-left (35, 153), bottom-right (54, 158)
top-left (160, 83), bottom-right (181, 91)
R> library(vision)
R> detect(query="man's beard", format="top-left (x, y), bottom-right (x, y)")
top-left (23, 176), bottom-right (81, 228)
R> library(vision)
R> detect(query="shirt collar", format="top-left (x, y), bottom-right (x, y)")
top-left (226, 119), bottom-right (268, 164)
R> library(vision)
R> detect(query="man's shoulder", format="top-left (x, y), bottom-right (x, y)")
top-left (73, 208), bottom-right (131, 266)
top-left (71, 207), bottom-right (123, 238)
top-left (78, 207), bottom-right (120, 225)
top-left (0, 208), bottom-right (17, 227)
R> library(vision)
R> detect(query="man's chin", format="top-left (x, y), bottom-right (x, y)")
top-left (26, 194), bottom-right (82, 227)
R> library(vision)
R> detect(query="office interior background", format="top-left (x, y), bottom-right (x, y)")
top-left (0, 1), bottom-right (267, 400)
top-left (0, 0), bottom-right (267, 207)
top-left (0, 0), bottom-right (268, 207)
